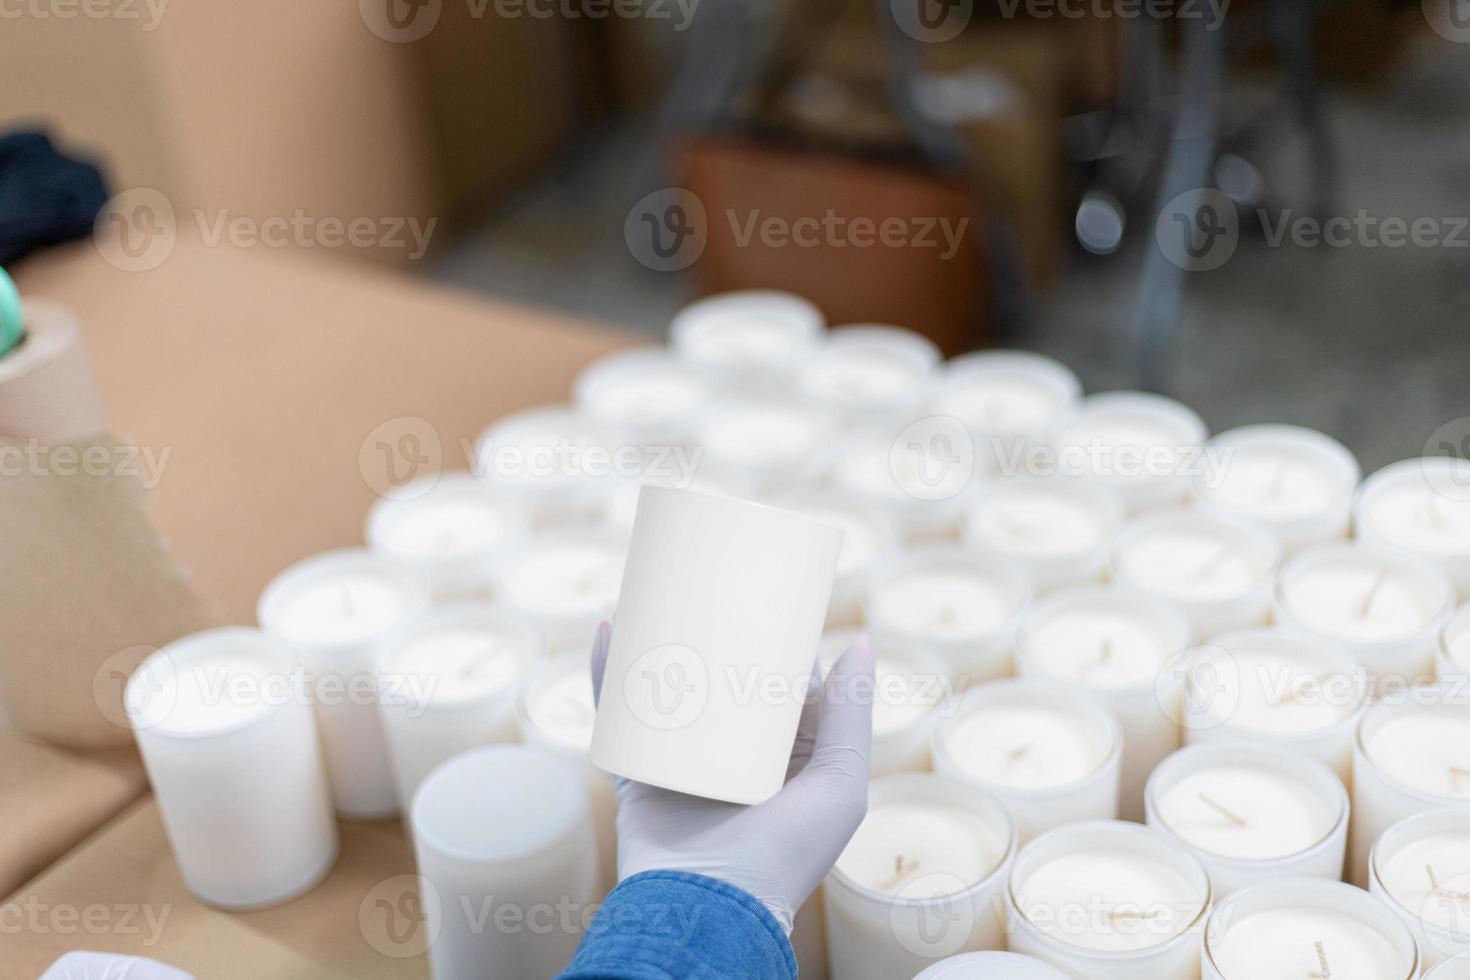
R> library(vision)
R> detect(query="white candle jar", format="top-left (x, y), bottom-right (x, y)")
top-left (1201, 878), bottom-right (1420, 980)
top-left (766, 488), bottom-right (898, 629)
top-left (591, 487), bottom-right (842, 804)
top-left (572, 346), bottom-right (714, 447)
top-left (1015, 586), bottom-right (1191, 821)
top-left (127, 628), bottom-right (337, 909)
top-left (1191, 424), bottom-right (1360, 555)
top-left (376, 604), bottom-right (545, 811)
top-left (491, 526), bottom-right (626, 656)
top-left (818, 628), bottom-right (954, 775)
top-left (670, 289), bottom-right (826, 387)
top-left (1144, 743), bottom-right (1349, 898)
top-left (797, 324), bottom-right (940, 420)
top-left (1370, 807), bottom-right (1470, 968)
top-left (1109, 508), bottom-right (1281, 642)
top-left (1351, 689), bottom-right (1470, 886)
top-left (932, 677), bottom-right (1122, 843)
top-left (1182, 627), bottom-right (1369, 782)
top-left (516, 651), bottom-right (617, 892)
top-left (364, 472), bottom-right (529, 601)
top-left (824, 773), bottom-right (1018, 980)
top-left (1426, 953), bottom-right (1470, 979)
top-left (962, 477), bottom-right (1123, 594)
top-left (411, 745), bottom-right (600, 980)
top-left (692, 398), bottom-right (839, 497)
top-left (1005, 820), bottom-right (1211, 980)
top-left (827, 420), bottom-right (988, 542)
top-left (913, 951), bottom-right (1070, 979)
top-left (257, 548), bottom-right (431, 819)
top-left (475, 405), bottom-right (620, 527)
top-left (864, 546), bottom-right (1032, 686)
top-left (1045, 391), bottom-right (1208, 516)
top-left (1442, 604), bottom-right (1470, 685)
top-left (1356, 458), bottom-right (1470, 601)
top-left (928, 350), bottom-right (1081, 472)
top-left (1276, 543), bottom-right (1456, 694)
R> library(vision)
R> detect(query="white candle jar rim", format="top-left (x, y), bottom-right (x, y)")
top-left (473, 404), bottom-right (621, 500)
top-left (961, 476), bottom-right (1124, 561)
top-left (692, 398), bottom-right (842, 485)
top-left (514, 650), bottom-right (595, 754)
top-left (1005, 820), bottom-right (1213, 960)
top-left (1356, 687), bottom-right (1470, 805)
top-left (826, 772), bottom-right (1018, 909)
top-left (1355, 457), bottom-right (1470, 557)
top-left (364, 471), bottom-right (530, 558)
top-left (257, 548), bottom-right (432, 652)
top-left (825, 419), bottom-right (992, 515)
top-left (1109, 507), bottom-right (1282, 609)
top-left (490, 526), bottom-right (627, 627)
top-left (1202, 877), bottom-right (1420, 980)
top-left (1274, 542), bottom-right (1456, 652)
top-left (1425, 951), bottom-right (1470, 978)
top-left (1193, 626), bottom-right (1369, 743)
top-left (1191, 423), bottom-right (1361, 517)
top-left (1369, 806), bottom-right (1470, 940)
top-left (126, 627), bottom-right (304, 740)
top-left (863, 545), bottom-right (1034, 643)
top-left (375, 602), bottom-right (547, 715)
top-left (1014, 585), bottom-right (1192, 693)
top-left (796, 324), bottom-right (941, 400)
top-left (1143, 742), bottom-right (1349, 867)
top-left (1045, 391), bottom-right (1209, 479)
top-left (912, 950), bottom-right (1070, 979)
top-left (572, 346), bottom-right (716, 430)
top-left (1440, 603), bottom-right (1470, 672)
top-left (931, 677), bottom-right (1122, 801)
top-left (930, 349), bottom-right (1082, 436)
top-left (670, 290), bottom-right (826, 369)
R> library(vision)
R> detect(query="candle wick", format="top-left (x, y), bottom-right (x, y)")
top-left (1358, 568), bottom-right (1388, 618)
top-left (1098, 639), bottom-right (1113, 665)
top-left (1283, 672), bottom-right (1330, 704)
top-left (1309, 940), bottom-right (1331, 979)
top-left (1197, 793), bottom-right (1248, 828)
top-left (1107, 908), bottom-right (1162, 923)
top-left (1427, 863), bottom-right (1470, 902)
top-left (1191, 541), bottom-right (1234, 580)
top-left (1451, 766), bottom-right (1470, 793)
top-left (880, 855), bottom-right (920, 891)
top-left (1007, 743), bottom-right (1032, 763)
top-left (460, 645), bottom-right (499, 679)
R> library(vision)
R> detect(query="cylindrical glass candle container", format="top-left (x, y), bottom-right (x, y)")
top-left (797, 324), bottom-right (941, 421)
top-left (962, 477), bottom-right (1123, 594)
top-left (928, 350), bottom-right (1081, 472)
top-left (1182, 627), bottom-right (1369, 782)
top-left (1440, 604), bottom-right (1470, 685)
top-left (365, 472), bottom-right (528, 601)
top-left (1005, 820), bottom-right (1211, 980)
top-left (766, 488), bottom-right (897, 629)
top-left (257, 548), bottom-right (431, 819)
top-left (669, 289), bottom-right (826, 386)
top-left (591, 487), bottom-right (842, 804)
top-left (572, 346), bottom-right (714, 447)
top-left (1370, 807), bottom-right (1470, 968)
top-left (824, 773), bottom-right (1017, 980)
top-left (1191, 424), bottom-right (1360, 555)
top-left (1351, 688), bottom-right (1470, 886)
top-left (1109, 508), bottom-right (1281, 642)
top-left (411, 745), bottom-right (599, 980)
top-left (491, 526), bottom-right (626, 655)
top-left (913, 951), bottom-right (1070, 979)
top-left (1015, 586), bottom-right (1191, 820)
top-left (1356, 458), bottom-right (1470, 602)
top-left (1426, 953), bottom-right (1470, 979)
top-left (864, 546), bottom-right (1032, 686)
top-left (1275, 542), bottom-right (1455, 693)
top-left (932, 678), bottom-right (1121, 842)
top-left (127, 628), bottom-right (337, 909)
top-left (376, 604), bottom-right (545, 811)
top-left (474, 404), bottom-right (620, 527)
top-left (692, 398), bottom-right (839, 497)
top-left (1201, 878), bottom-right (1420, 980)
top-left (1145, 743), bottom-right (1349, 898)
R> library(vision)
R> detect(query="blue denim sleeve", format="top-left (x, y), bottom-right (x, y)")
top-left (557, 870), bottom-right (798, 980)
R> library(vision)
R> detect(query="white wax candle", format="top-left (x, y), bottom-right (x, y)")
top-left (913, 951), bottom-right (1070, 979)
top-left (817, 629), bottom-right (952, 775)
top-left (929, 351), bottom-right (1081, 460)
top-left (364, 472), bottom-right (528, 600)
top-left (1426, 954), bottom-right (1470, 979)
top-left (932, 678), bottom-right (1121, 842)
top-left (411, 745), bottom-right (600, 980)
top-left (1442, 604), bottom-right (1470, 683)
top-left (825, 774), bottom-right (1016, 980)
top-left (829, 422), bottom-right (985, 542)
top-left (1191, 424), bottom-right (1359, 554)
top-left (1357, 458), bottom-right (1470, 601)
top-left (127, 628), bottom-right (337, 909)
top-left (1046, 391), bottom-right (1208, 515)
top-left (492, 528), bottom-right (625, 655)
top-left (864, 546), bottom-right (1031, 684)
top-left (1145, 743), bottom-right (1348, 897)
top-left (573, 346), bottom-right (713, 444)
top-left (376, 604), bottom-right (544, 811)
top-left (962, 477), bottom-right (1122, 593)
top-left (1276, 543), bottom-right (1455, 692)
top-left (1351, 691), bottom-right (1470, 886)
top-left (798, 325), bottom-right (940, 419)
top-left (474, 405), bottom-right (619, 526)
top-left (257, 549), bottom-right (430, 819)
top-left (670, 290), bottom-right (826, 381)
top-left (693, 399), bottom-right (838, 495)
top-left (1202, 879), bottom-right (1419, 980)
top-left (516, 652), bottom-right (617, 892)
top-left (1110, 509), bottom-right (1281, 641)
top-left (1015, 586), bottom-right (1191, 820)
top-left (1371, 808), bottom-right (1470, 967)
top-left (1006, 821), bottom-right (1210, 979)
top-left (769, 489), bottom-right (896, 628)
top-left (1183, 627), bottom-right (1368, 781)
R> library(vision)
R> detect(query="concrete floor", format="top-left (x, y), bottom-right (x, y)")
top-left (428, 32), bottom-right (1470, 477)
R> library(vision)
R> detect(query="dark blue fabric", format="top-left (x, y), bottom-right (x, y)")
top-left (558, 871), bottom-right (797, 980)
top-left (0, 131), bottom-right (109, 265)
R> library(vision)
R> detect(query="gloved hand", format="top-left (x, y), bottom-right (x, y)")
top-left (40, 951), bottom-right (193, 980)
top-left (589, 622), bottom-right (874, 933)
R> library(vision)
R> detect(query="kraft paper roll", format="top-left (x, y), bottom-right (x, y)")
top-left (591, 486), bottom-right (843, 804)
top-left (0, 301), bottom-right (108, 444)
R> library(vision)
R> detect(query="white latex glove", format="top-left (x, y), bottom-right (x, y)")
top-left (40, 952), bottom-right (193, 980)
top-left (589, 621), bottom-right (874, 933)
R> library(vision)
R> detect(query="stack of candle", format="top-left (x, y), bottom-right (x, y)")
top-left (112, 288), bottom-right (1470, 980)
